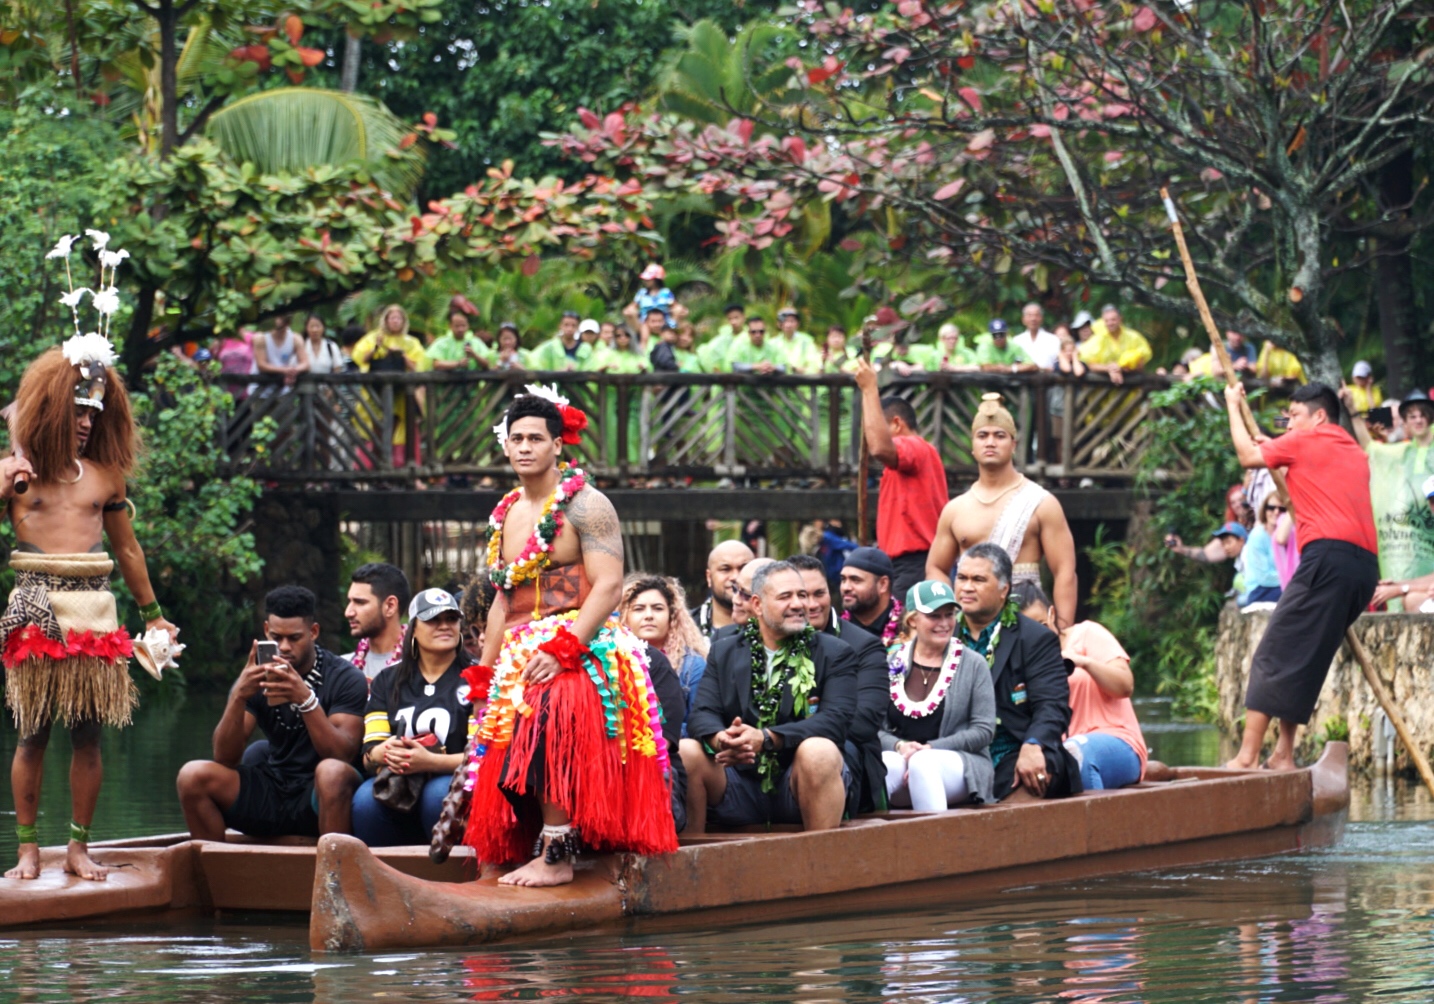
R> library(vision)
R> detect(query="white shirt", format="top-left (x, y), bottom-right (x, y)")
top-left (1013, 328), bottom-right (1061, 370)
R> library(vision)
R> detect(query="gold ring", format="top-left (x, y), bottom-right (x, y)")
top-left (1038, 773), bottom-right (1046, 781)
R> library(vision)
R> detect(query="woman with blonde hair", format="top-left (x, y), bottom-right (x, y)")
top-left (621, 574), bottom-right (708, 735)
top-left (350, 304), bottom-right (430, 467)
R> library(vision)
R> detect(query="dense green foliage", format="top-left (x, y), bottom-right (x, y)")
top-left (119, 354), bottom-right (270, 682)
top-left (357, 0), bottom-right (787, 197)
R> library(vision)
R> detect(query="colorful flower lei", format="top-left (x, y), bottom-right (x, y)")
top-left (485, 462), bottom-right (587, 592)
top-left (742, 620), bottom-right (817, 793)
top-left (887, 638), bottom-right (964, 719)
top-left (955, 596), bottom-right (1020, 660)
top-left (842, 597), bottom-right (904, 648)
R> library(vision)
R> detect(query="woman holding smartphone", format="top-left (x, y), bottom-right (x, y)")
top-left (351, 588), bottom-right (475, 846)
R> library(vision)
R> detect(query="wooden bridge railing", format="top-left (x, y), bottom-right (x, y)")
top-left (220, 370), bottom-right (1202, 485)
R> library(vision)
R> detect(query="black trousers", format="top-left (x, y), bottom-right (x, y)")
top-left (891, 550), bottom-right (929, 607)
top-left (1246, 539), bottom-right (1378, 725)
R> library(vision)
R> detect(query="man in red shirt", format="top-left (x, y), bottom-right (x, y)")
top-left (855, 359), bottom-right (949, 601)
top-left (1225, 381), bottom-right (1378, 771)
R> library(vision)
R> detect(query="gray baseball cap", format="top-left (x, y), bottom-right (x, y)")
top-left (409, 588), bottom-right (461, 621)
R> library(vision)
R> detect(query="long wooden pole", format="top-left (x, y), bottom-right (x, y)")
top-left (856, 323), bottom-right (874, 545)
top-left (1161, 187), bottom-right (1434, 796)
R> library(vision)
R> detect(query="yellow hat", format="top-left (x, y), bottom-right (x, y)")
top-left (972, 392), bottom-right (1016, 437)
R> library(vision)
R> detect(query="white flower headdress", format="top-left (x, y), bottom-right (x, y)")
top-left (46, 230), bottom-right (128, 411)
top-left (492, 384), bottom-right (585, 447)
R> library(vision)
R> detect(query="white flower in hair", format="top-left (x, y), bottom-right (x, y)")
top-left (522, 383), bottom-right (570, 408)
top-left (98, 249), bottom-right (130, 269)
top-left (85, 229), bottom-right (110, 251)
top-left (492, 417), bottom-right (509, 448)
top-left (46, 235), bottom-right (79, 260)
top-left (59, 287), bottom-right (91, 309)
top-left (62, 332), bottom-right (117, 369)
top-left (91, 286), bottom-right (121, 317)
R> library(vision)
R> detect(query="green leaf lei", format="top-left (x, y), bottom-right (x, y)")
top-left (743, 621), bottom-right (817, 793)
top-left (955, 596), bottom-right (1021, 659)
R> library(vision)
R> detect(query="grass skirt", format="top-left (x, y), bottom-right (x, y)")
top-left (1, 553), bottom-right (136, 737)
top-left (461, 612), bottom-right (677, 864)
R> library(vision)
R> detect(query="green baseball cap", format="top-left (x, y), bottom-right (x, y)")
top-left (906, 579), bottom-right (958, 614)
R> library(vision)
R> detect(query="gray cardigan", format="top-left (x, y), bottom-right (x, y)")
top-left (878, 644), bottom-right (996, 804)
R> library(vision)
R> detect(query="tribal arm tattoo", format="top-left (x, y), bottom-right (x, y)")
top-left (566, 487), bottom-right (625, 647)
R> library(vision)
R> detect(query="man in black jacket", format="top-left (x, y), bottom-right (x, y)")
top-left (681, 561), bottom-right (858, 832)
top-left (954, 543), bottom-right (1078, 801)
top-left (789, 554), bottom-right (890, 814)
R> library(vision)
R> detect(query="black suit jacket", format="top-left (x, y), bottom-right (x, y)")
top-left (826, 617), bottom-right (890, 812)
top-left (987, 613), bottom-right (1071, 755)
top-left (689, 630), bottom-right (858, 770)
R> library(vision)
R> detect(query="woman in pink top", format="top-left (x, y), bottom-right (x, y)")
top-left (1016, 585), bottom-right (1146, 789)
top-left (1269, 496), bottom-right (1301, 588)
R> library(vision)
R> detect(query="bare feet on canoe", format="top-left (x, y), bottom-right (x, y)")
top-left (498, 856), bottom-right (573, 888)
top-left (1222, 755), bottom-right (1261, 770)
top-left (4, 844), bottom-right (40, 880)
top-left (1261, 755), bottom-right (1298, 772)
top-left (1143, 760), bottom-right (1176, 782)
top-left (64, 842), bottom-right (109, 881)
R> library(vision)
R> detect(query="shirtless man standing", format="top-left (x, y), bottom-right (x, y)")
top-left (462, 387), bottom-right (677, 886)
top-left (926, 393), bottom-right (1077, 629)
top-left (2, 340), bottom-right (177, 881)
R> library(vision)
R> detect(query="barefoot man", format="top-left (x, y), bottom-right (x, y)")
top-left (3, 335), bottom-right (177, 880)
top-left (461, 386), bottom-right (677, 886)
top-left (926, 393), bottom-right (1077, 629)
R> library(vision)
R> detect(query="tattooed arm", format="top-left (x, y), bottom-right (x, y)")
top-left (566, 487), bottom-right (625, 648)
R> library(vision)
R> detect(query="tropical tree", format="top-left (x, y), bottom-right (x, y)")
top-left (554, 0), bottom-right (1434, 383)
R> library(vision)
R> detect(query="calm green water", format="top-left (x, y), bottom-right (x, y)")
top-left (6, 692), bottom-right (1434, 1002)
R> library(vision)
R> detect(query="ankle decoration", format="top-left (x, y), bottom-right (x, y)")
top-left (15, 823), bottom-right (38, 845)
top-left (69, 821), bottom-right (91, 844)
top-left (536, 823), bottom-right (579, 865)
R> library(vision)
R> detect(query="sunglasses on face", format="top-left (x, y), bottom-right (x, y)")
top-left (1268, 505), bottom-right (1286, 513)
top-left (732, 586), bottom-right (754, 602)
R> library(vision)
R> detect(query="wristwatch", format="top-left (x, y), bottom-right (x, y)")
top-left (761, 729), bottom-right (775, 753)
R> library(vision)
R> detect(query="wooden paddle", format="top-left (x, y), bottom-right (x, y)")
top-left (1161, 186), bottom-right (1434, 796)
top-left (856, 318), bottom-right (875, 545)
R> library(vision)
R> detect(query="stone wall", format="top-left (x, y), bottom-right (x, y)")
top-left (1216, 604), bottom-right (1434, 773)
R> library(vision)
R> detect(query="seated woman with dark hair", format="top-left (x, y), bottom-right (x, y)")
top-left (349, 588), bottom-right (476, 846)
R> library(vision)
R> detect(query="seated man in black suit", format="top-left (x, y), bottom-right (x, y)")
top-left (788, 553), bottom-right (890, 814)
top-left (680, 561), bottom-right (858, 832)
top-left (953, 543), bottom-right (1079, 801)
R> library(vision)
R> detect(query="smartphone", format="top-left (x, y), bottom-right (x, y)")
top-left (256, 640), bottom-right (280, 665)
top-left (1365, 406), bottom-right (1393, 427)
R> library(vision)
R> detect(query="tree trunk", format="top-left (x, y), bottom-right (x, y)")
top-left (123, 287), bottom-right (158, 385)
top-left (1287, 207), bottom-right (1343, 387)
top-left (157, 0), bottom-right (179, 158)
top-left (341, 33), bottom-right (361, 92)
top-left (1375, 149), bottom-right (1421, 398)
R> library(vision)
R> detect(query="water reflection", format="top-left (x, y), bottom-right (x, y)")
top-left (6, 820), bottom-right (1434, 1004)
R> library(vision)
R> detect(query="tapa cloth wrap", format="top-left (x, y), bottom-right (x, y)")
top-left (460, 610), bottom-right (678, 865)
top-left (1, 552), bottom-right (136, 737)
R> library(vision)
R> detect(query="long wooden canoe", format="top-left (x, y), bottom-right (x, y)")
top-left (2, 743), bottom-right (1349, 948)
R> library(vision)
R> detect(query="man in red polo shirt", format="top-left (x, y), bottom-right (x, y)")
top-left (854, 359), bottom-right (949, 601)
top-left (1224, 381), bottom-right (1378, 771)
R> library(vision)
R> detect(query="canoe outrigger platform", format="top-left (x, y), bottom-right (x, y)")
top-left (3, 744), bottom-right (1350, 953)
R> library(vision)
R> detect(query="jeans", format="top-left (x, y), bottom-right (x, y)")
top-left (1063, 732), bottom-right (1141, 791)
top-left (351, 773), bottom-right (453, 847)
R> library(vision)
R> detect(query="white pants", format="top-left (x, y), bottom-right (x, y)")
top-left (883, 748), bottom-right (968, 811)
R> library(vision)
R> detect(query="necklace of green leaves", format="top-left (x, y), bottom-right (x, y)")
top-left (954, 596), bottom-right (1021, 660)
top-left (743, 620), bottom-right (817, 793)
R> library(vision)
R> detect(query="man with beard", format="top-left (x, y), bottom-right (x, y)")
top-left (926, 393), bottom-right (1077, 629)
top-left (681, 561), bottom-right (857, 832)
top-left (789, 554), bottom-right (889, 813)
top-left (176, 586), bottom-right (367, 841)
top-left (691, 539), bottom-right (755, 637)
top-left (344, 562), bottom-right (411, 680)
top-left (839, 547), bottom-right (901, 648)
